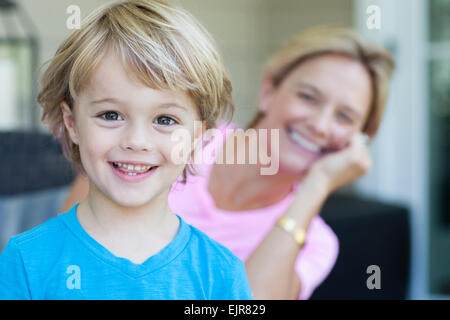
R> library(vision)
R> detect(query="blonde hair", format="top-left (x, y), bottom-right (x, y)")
top-left (37, 0), bottom-right (233, 182)
top-left (247, 25), bottom-right (394, 138)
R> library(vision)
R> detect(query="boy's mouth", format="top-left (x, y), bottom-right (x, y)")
top-left (110, 161), bottom-right (158, 176)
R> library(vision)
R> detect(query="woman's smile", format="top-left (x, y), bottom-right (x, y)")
top-left (285, 125), bottom-right (324, 157)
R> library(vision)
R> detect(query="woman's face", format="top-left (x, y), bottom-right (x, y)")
top-left (258, 54), bottom-right (372, 175)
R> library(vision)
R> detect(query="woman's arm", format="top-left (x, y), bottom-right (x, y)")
top-left (245, 134), bottom-right (371, 299)
top-left (245, 175), bottom-right (328, 299)
top-left (59, 175), bottom-right (89, 213)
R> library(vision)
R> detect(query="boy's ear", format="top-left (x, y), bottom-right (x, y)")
top-left (61, 101), bottom-right (79, 145)
top-left (258, 75), bottom-right (276, 113)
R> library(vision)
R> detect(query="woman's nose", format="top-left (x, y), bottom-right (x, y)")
top-left (121, 124), bottom-right (153, 152)
top-left (308, 107), bottom-right (333, 138)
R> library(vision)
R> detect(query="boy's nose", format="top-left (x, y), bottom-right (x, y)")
top-left (121, 124), bottom-right (153, 152)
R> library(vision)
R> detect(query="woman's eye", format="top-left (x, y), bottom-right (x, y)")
top-left (100, 111), bottom-right (123, 121)
top-left (298, 92), bottom-right (316, 102)
top-left (337, 112), bottom-right (354, 124)
top-left (154, 116), bottom-right (177, 126)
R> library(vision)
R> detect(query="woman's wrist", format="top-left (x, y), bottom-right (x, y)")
top-left (303, 166), bottom-right (333, 196)
top-left (284, 169), bottom-right (330, 225)
top-left (301, 168), bottom-right (331, 202)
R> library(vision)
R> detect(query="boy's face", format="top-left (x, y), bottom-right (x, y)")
top-left (61, 52), bottom-right (203, 208)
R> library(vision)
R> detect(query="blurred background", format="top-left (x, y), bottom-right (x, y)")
top-left (0, 0), bottom-right (448, 300)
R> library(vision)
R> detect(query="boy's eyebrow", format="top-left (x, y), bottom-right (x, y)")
top-left (159, 103), bottom-right (188, 111)
top-left (90, 97), bottom-right (121, 105)
top-left (90, 97), bottom-right (188, 111)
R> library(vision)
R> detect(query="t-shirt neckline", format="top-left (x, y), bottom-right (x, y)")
top-left (61, 203), bottom-right (192, 279)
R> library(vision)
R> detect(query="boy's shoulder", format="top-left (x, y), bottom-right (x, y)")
top-left (181, 220), bottom-right (252, 299)
top-left (8, 210), bottom-right (71, 253)
top-left (183, 219), bottom-right (243, 268)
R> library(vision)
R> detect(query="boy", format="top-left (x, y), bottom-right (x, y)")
top-left (0, 0), bottom-right (252, 300)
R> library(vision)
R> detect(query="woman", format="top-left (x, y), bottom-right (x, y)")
top-left (61, 26), bottom-right (394, 299)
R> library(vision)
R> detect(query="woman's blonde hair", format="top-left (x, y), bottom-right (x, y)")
top-left (247, 25), bottom-right (394, 138)
top-left (37, 0), bottom-right (233, 182)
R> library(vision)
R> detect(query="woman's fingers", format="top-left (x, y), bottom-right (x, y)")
top-left (307, 132), bottom-right (373, 194)
top-left (361, 133), bottom-right (371, 147)
top-left (348, 132), bottom-right (372, 175)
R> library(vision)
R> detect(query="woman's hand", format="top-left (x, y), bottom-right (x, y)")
top-left (304, 133), bottom-right (372, 197)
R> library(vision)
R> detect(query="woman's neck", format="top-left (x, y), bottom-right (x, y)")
top-left (208, 128), bottom-right (305, 211)
top-left (209, 164), bottom-right (297, 211)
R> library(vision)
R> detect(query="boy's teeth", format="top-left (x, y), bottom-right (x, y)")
top-left (113, 162), bottom-right (152, 172)
top-left (287, 129), bottom-right (321, 153)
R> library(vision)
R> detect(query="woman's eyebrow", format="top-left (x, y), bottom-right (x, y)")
top-left (294, 82), bottom-right (363, 119)
top-left (295, 82), bottom-right (324, 97)
top-left (340, 105), bottom-right (362, 119)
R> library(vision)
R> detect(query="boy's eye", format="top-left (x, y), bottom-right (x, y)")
top-left (154, 116), bottom-right (177, 126)
top-left (100, 111), bottom-right (123, 121)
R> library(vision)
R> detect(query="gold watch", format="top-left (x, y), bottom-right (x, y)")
top-left (276, 216), bottom-right (307, 247)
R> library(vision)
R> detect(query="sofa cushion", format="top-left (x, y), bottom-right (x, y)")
top-left (0, 186), bottom-right (70, 253)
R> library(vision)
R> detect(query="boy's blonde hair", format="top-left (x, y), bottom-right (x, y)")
top-left (37, 0), bottom-right (233, 182)
top-left (247, 25), bottom-right (395, 138)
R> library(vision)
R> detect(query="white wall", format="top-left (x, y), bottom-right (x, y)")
top-left (17, 0), bottom-right (107, 66)
top-left (16, 0), bottom-right (108, 130)
top-left (179, 0), bottom-right (353, 127)
top-left (353, 0), bottom-right (430, 299)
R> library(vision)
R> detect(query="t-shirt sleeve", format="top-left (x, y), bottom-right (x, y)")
top-left (0, 239), bottom-right (31, 299)
top-left (217, 258), bottom-right (253, 300)
top-left (294, 216), bottom-right (339, 300)
top-left (230, 259), bottom-right (253, 300)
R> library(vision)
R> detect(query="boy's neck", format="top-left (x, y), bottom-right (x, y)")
top-left (77, 181), bottom-right (178, 243)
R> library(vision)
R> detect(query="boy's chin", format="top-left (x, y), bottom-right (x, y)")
top-left (109, 193), bottom-right (157, 209)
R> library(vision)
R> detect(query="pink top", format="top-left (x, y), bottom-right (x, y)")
top-left (168, 122), bottom-right (339, 299)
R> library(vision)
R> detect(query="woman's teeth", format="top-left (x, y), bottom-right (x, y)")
top-left (287, 129), bottom-right (321, 153)
top-left (113, 162), bottom-right (153, 175)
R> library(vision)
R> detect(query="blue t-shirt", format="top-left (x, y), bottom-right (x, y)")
top-left (0, 204), bottom-right (253, 300)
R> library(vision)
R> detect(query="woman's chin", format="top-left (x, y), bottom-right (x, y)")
top-left (278, 156), bottom-right (315, 176)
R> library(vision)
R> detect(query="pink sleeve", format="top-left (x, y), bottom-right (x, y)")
top-left (294, 216), bottom-right (339, 300)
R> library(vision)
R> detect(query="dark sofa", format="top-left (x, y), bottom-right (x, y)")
top-left (311, 194), bottom-right (410, 299)
top-left (0, 130), bottom-right (410, 299)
